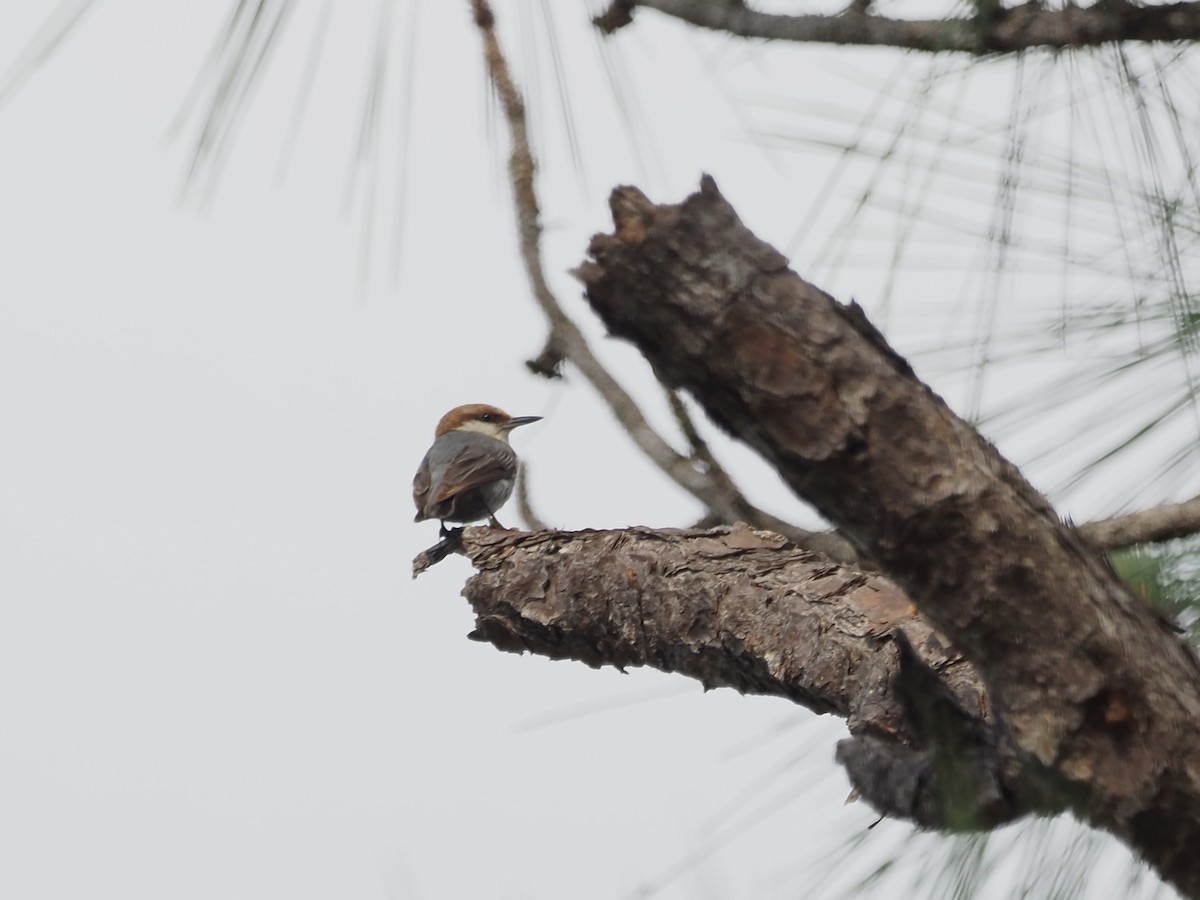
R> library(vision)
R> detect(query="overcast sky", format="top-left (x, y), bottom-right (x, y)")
top-left (0, 2), bottom-right (1184, 899)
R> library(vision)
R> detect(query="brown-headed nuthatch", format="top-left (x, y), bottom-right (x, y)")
top-left (413, 403), bottom-right (541, 531)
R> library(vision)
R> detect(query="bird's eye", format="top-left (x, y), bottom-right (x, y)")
top-left (481, 413), bottom-right (494, 422)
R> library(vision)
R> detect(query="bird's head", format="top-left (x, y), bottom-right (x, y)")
top-left (434, 403), bottom-right (542, 443)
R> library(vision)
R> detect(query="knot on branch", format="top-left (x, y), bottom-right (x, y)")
top-left (525, 337), bottom-right (566, 379)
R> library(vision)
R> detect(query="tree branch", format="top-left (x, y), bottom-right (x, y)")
top-left (514, 462), bottom-right (549, 532)
top-left (576, 177), bottom-right (1200, 897)
top-left (459, 523), bottom-right (1060, 828)
top-left (596, 0), bottom-right (1200, 55)
top-left (1079, 494), bottom-right (1200, 550)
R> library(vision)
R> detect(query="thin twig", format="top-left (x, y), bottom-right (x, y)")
top-left (660, 380), bottom-right (716, 470)
top-left (596, 0), bottom-right (1200, 55)
top-left (469, 0), bottom-right (854, 558)
top-left (515, 462), bottom-right (549, 532)
top-left (658, 379), bottom-right (860, 561)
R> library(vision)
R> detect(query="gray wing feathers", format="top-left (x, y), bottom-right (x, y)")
top-left (413, 432), bottom-right (518, 521)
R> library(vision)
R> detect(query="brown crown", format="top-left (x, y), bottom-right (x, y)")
top-left (434, 403), bottom-right (514, 437)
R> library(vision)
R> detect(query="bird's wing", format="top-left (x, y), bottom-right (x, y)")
top-left (412, 454), bottom-right (434, 521)
top-left (432, 441), bottom-right (518, 504)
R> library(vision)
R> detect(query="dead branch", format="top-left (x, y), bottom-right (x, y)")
top-left (459, 523), bottom-right (1061, 827)
top-left (412, 528), bottom-right (466, 578)
top-left (575, 176), bottom-right (1200, 897)
top-left (514, 462), bottom-right (548, 532)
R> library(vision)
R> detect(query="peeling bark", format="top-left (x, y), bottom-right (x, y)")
top-left (463, 524), bottom-right (956, 725)
top-left (569, 178), bottom-right (1200, 897)
top-left (459, 523), bottom-right (1060, 827)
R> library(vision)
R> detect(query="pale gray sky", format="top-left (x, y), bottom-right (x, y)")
top-left (0, 2), bottom-right (1183, 898)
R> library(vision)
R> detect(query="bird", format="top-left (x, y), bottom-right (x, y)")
top-left (413, 403), bottom-right (542, 531)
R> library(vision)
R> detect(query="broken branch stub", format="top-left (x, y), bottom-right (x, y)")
top-left (576, 177), bottom-right (1200, 897)
top-left (457, 524), bottom-right (1052, 830)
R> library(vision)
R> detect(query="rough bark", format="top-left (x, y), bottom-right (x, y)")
top-left (460, 523), bottom-right (1061, 827)
top-left (570, 177), bottom-right (1200, 897)
top-left (597, 0), bottom-right (1200, 54)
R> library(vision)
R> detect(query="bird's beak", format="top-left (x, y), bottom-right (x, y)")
top-left (504, 415), bottom-right (542, 430)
